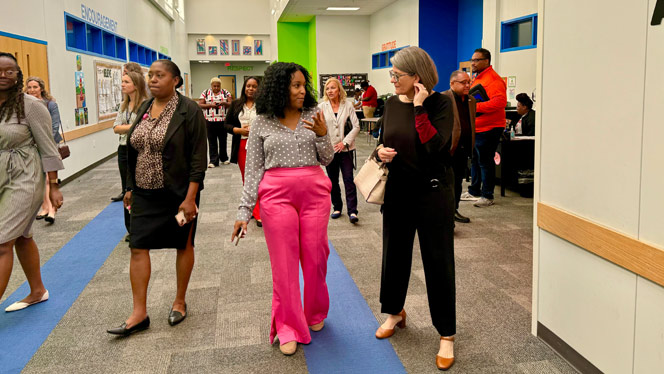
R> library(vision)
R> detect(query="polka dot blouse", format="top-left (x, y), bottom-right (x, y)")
top-left (236, 108), bottom-right (334, 221)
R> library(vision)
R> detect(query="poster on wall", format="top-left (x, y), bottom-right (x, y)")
top-left (76, 55), bottom-right (82, 71)
top-left (75, 71), bottom-right (86, 108)
top-left (220, 40), bottom-right (229, 55)
top-left (209, 46), bottom-right (218, 55)
top-left (508, 76), bottom-right (516, 88)
top-left (196, 39), bottom-right (206, 55)
top-left (243, 46), bottom-right (252, 56)
top-left (94, 61), bottom-right (123, 121)
top-left (254, 40), bottom-right (263, 55)
top-left (232, 40), bottom-right (240, 55)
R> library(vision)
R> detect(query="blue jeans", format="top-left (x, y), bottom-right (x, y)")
top-left (468, 127), bottom-right (503, 200)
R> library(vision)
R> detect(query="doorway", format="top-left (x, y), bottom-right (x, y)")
top-left (217, 75), bottom-right (236, 99)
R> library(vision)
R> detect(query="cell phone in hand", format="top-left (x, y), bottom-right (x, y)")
top-left (175, 210), bottom-right (187, 227)
top-left (234, 227), bottom-right (243, 246)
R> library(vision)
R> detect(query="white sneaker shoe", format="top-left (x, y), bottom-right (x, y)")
top-left (208, 163), bottom-right (216, 168)
top-left (473, 197), bottom-right (495, 207)
top-left (5, 290), bottom-right (49, 312)
top-left (222, 161), bottom-right (230, 165)
top-left (460, 192), bottom-right (480, 201)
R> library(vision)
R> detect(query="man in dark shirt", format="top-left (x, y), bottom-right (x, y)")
top-left (443, 70), bottom-right (476, 223)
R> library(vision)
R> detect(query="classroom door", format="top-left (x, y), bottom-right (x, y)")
top-left (0, 35), bottom-right (50, 92)
top-left (218, 75), bottom-right (236, 99)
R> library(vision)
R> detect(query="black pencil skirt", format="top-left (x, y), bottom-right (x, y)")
top-left (129, 187), bottom-right (200, 250)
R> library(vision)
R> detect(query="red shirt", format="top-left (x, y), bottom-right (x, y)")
top-left (471, 66), bottom-right (506, 132)
top-left (362, 85), bottom-right (378, 107)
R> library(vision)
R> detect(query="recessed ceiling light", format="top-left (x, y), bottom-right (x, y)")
top-left (199, 60), bottom-right (210, 63)
top-left (326, 7), bottom-right (360, 11)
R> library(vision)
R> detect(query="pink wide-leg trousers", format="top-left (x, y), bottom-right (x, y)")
top-left (258, 166), bottom-right (332, 345)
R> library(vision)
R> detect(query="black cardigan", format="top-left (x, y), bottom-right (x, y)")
top-left (126, 92), bottom-right (208, 197)
top-left (520, 109), bottom-right (535, 136)
top-left (223, 100), bottom-right (244, 164)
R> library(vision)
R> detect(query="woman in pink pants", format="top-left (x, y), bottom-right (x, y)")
top-left (231, 62), bottom-right (334, 356)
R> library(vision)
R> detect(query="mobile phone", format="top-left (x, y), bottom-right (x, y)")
top-left (175, 210), bottom-right (187, 226)
top-left (234, 227), bottom-right (243, 246)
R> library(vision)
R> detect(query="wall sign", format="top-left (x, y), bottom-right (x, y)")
top-left (80, 4), bottom-right (118, 32)
top-left (227, 66), bottom-right (254, 71)
top-left (382, 40), bottom-right (396, 51)
top-left (94, 61), bottom-right (123, 121)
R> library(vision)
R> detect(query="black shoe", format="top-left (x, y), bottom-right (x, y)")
top-left (124, 234), bottom-right (131, 242)
top-left (349, 213), bottom-right (359, 224)
top-left (35, 212), bottom-right (48, 220)
top-left (107, 316), bottom-right (150, 336)
top-left (44, 214), bottom-right (55, 224)
top-left (256, 219), bottom-right (263, 228)
top-left (168, 304), bottom-right (186, 326)
top-left (110, 193), bottom-right (125, 202)
top-left (454, 210), bottom-right (470, 223)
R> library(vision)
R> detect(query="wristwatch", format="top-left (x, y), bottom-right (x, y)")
top-left (343, 142), bottom-right (349, 149)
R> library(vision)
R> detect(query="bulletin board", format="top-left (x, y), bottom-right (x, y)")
top-left (319, 73), bottom-right (368, 99)
top-left (94, 61), bottom-right (124, 121)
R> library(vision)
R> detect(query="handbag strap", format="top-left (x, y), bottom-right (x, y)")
top-left (59, 120), bottom-right (67, 144)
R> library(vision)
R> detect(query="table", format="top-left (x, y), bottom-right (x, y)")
top-left (498, 135), bottom-right (534, 197)
top-left (360, 117), bottom-right (380, 143)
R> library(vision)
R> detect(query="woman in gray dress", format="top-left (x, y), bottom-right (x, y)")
top-left (0, 52), bottom-right (64, 311)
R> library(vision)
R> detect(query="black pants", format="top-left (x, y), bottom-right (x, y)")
top-left (380, 168), bottom-right (456, 337)
top-left (207, 120), bottom-right (228, 165)
top-left (452, 144), bottom-right (470, 210)
top-left (118, 145), bottom-right (130, 233)
top-left (325, 151), bottom-right (358, 215)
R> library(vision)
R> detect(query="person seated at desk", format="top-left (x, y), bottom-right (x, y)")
top-left (514, 93), bottom-right (535, 136)
top-left (353, 89), bottom-right (363, 110)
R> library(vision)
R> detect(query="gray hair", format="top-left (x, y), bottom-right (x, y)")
top-left (449, 70), bottom-right (469, 82)
top-left (390, 46), bottom-right (438, 92)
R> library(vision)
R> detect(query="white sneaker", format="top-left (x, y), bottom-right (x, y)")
top-left (222, 161), bottom-right (230, 165)
top-left (460, 192), bottom-right (480, 201)
top-left (208, 163), bottom-right (216, 168)
top-left (473, 197), bottom-right (495, 207)
top-left (5, 290), bottom-right (49, 312)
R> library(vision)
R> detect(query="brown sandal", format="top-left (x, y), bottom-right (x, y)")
top-left (436, 336), bottom-right (455, 370)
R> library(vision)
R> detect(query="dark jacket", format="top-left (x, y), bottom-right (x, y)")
top-left (223, 100), bottom-right (244, 164)
top-left (442, 89), bottom-right (476, 155)
top-left (520, 109), bottom-right (535, 136)
top-left (126, 92), bottom-right (208, 197)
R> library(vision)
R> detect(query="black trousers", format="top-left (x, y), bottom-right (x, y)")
top-left (380, 168), bottom-right (456, 337)
top-left (325, 151), bottom-right (358, 215)
top-left (207, 120), bottom-right (228, 165)
top-left (452, 144), bottom-right (470, 210)
top-left (118, 144), bottom-right (130, 233)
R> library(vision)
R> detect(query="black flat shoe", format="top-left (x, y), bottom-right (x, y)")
top-left (168, 304), bottom-right (186, 326)
top-left (110, 193), bottom-right (125, 202)
top-left (44, 214), bottom-right (55, 224)
top-left (107, 316), bottom-right (150, 336)
top-left (35, 213), bottom-right (48, 220)
top-left (256, 220), bottom-right (263, 228)
top-left (454, 210), bottom-right (470, 223)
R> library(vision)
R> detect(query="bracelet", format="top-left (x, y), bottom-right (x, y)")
top-left (49, 180), bottom-right (59, 185)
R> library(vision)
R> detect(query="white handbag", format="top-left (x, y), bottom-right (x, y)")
top-left (354, 147), bottom-right (388, 205)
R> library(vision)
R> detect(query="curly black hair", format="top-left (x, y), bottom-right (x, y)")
top-left (255, 62), bottom-right (317, 118)
top-left (0, 52), bottom-right (25, 124)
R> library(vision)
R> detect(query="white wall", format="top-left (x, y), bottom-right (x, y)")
top-left (484, 0), bottom-right (538, 107)
top-left (536, 0), bottom-right (664, 372)
top-left (190, 61), bottom-right (269, 100)
top-left (368, 0), bottom-right (418, 96)
top-left (187, 34), bottom-right (271, 62)
top-left (0, 0), bottom-right (189, 180)
top-left (185, 0), bottom-right (271, 35)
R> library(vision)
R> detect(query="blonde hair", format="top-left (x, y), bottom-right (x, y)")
top-left (210, 77), bottom-right (222, 85)
top-left (322, 77), bottom-right (347, 102)
top-left (25, 76), bottom-right (52, 101)
top-left (120, 71), bottom-right (148, 114)
top-left (390, 46), bottom-right (439, 92)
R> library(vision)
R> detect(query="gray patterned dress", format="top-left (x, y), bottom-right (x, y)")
top-left (0, 94), bottom-right (64, 243)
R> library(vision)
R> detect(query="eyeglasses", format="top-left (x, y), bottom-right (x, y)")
top-left (452, 80), bottom-right (471, 85)
top-left (0, 70), bottom-right (18, 78)
top-left (389, 70), bottom-right (413, 82)
top-left (470, 58), bottom-right (487, 63)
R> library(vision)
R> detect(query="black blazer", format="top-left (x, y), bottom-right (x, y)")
top-left (126, 92), bottom-right (208, 197)
top-left (223, 100), bottom-right (244, 164)
top-left (520, 109), bottom-right (535, 136)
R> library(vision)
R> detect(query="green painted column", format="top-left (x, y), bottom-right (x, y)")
top-left (277, 17), bottom-right (317, 83)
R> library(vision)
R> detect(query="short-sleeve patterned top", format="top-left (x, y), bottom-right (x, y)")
top-left (200, 88), bottom-right (231, 122)
top-left (237, 108), bottom-right (335, 221)
top-left (130, 94), bottom-right (179, 189)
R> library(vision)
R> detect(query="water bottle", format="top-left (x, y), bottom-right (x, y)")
top-left (509, 126), bottom-right (515, 140)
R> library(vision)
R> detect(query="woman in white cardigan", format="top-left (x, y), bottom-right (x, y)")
top-left (318, 78), bottom-right (361, 223)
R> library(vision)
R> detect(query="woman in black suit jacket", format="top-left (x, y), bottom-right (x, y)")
top-left (107, 60), bottom-right (207, 336)
top-left (515, 93), bottom-right (535, 136)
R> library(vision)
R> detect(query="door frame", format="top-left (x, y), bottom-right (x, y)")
top-left (217, 74), bottom-right (237, 98)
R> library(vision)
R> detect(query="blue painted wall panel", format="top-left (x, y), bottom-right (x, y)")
top-left (457, 0), bottom-right (483, 65)
top-left (419, 0), bottom-right (459, 92)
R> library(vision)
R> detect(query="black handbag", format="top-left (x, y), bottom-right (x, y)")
top-left (344, 116), bottom-right (353, 136)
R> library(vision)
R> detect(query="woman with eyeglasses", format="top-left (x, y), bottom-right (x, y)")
top-left (0, 52), bottom-right (64, 311)
top-left (25, 76), bottom-right (63, 224)
top-left (374, 47), bottom-right (457, 370)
